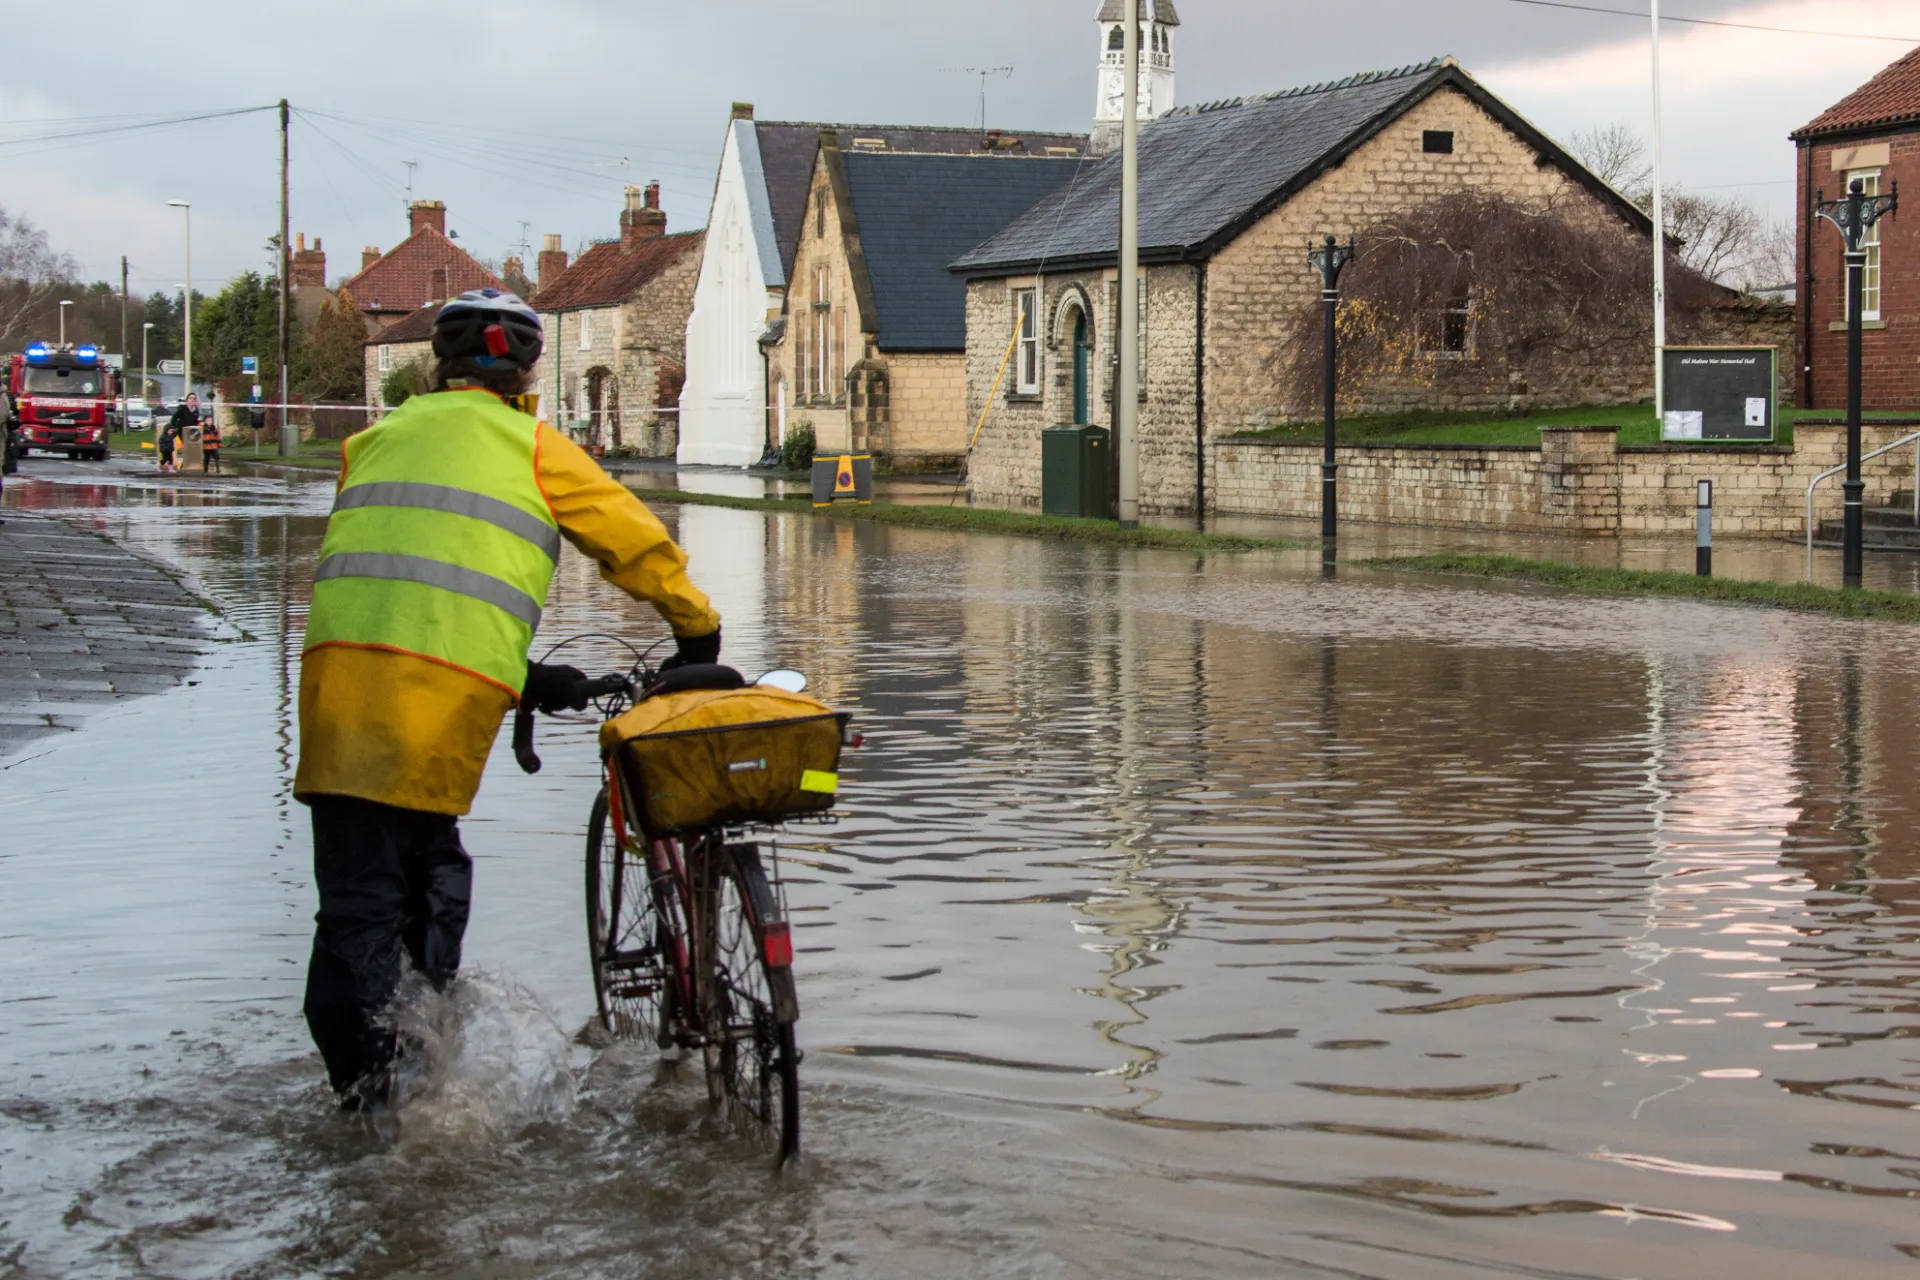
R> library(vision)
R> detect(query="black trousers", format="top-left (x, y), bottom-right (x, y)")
top-left (303, 794), bottom-right (473, 1094)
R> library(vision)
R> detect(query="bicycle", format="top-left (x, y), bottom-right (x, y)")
top-left (512, 644), bottom-right (852, 1168)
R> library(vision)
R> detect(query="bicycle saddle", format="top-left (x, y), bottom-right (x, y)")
top-left (645, 663), bottom-right (746, 697)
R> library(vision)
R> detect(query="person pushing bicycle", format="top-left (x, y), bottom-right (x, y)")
top-left (294, 288), bottom-right (722, 1112)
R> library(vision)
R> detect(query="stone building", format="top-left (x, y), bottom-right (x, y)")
top-left (766, 135), bottom-right (1086, 470)
top-left (361, 304), bottom-right (435, 416)
top-left (1793, 46), bottom-right (1920, 409)
top-left (677, 105), bottom-right (1087, 467)
top-left (952, 57), bottom-right (1783, 514)
top-left (531, 184), bottom-right (703, 457)
top-left (340, 200), bottom-right (505, 329)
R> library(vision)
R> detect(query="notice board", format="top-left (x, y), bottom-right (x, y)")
top-left (1660, 346), bottom-right (1776, 441)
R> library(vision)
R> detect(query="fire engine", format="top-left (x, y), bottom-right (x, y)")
top-left (6, 343), bottom-right (118, 461)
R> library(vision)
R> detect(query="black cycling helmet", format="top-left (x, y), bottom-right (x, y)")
top-left (432, 289), bottom-right (544, 369)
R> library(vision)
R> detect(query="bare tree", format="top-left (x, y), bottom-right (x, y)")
top-left (1741, 219), bottom-right (1798, 291)
top-left (0, 205), bottom-right (81, 350)
top-left (1569, 123), bottom-right (1652, 196)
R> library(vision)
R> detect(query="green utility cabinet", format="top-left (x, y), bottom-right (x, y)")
top-left (1041, 424), bottom-right (1111, 519)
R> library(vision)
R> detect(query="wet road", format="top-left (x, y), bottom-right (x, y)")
top-left (6, 458), bottom-right (1920, 1278)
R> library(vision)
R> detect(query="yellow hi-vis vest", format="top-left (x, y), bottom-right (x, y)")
top-left (302, 389), bottom-right (559, 695)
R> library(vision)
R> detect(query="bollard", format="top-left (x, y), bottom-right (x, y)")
top-left (1696, 479), bottom-right (1713, 577)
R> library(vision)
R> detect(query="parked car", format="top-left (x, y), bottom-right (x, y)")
top-left (123, 399), bottom-right (157, 431)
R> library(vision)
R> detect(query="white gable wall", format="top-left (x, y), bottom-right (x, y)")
top-left (679, 119), bottom-right (784, 467)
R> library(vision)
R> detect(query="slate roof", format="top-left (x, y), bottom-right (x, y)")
top-left (953, 58), bottom-right (1649, 276)
top-left (530, 232), bottom-right (703, 312)
top-left (755, 121), bottom-right (1088, 281)
top-left (338, 226), bottom-right (502, 316)
top-left (365, 303), bottom-right (437, 347)
top-left (1794, 46), bottom-right (1920, 139)
top-left (1097, 0), bottom-right (1180, 23)
top-left (842, 153), bottom-right (1089, 352)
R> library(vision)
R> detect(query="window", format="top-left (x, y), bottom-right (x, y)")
top-left (1420, 287), bottom-right (1474, 358)
top-left (377, 344), bottom-right (391, 372)
top-left (1108, 25), bottom-right (1124, 49)
top-left (1423, 130), bottom-right (1454, 155)
top-left (579, 311), bottom-right (593, 349)
top-left (1013, 288), bottom-right (1039, 394)
top-left (815, 188), bottom-right (827, 239)
top-left (1848, 169), bottom-right (1883, 321)
top-left (812, 266), bottom-right (833, 399)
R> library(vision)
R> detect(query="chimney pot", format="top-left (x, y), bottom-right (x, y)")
top-left (620, 181), bottom-right (668, 247)
top-left (363, 245), bottom-right (381, 271)
top-left (408, 200), bottom-right (448, 237)
top-left (295, 232), bottom-right (306, 252)
top-left (291, 232), bottom-right (328, 289)
top-left (537, 234), bottom-right (569, 291)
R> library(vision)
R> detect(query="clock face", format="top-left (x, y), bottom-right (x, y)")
top-left (1101, 69), bottom-right (1126, 117)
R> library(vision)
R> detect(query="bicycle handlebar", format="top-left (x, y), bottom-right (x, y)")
top-left (512, 671), bottom-right (638, 776)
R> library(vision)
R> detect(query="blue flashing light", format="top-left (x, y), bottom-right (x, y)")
top-left (24, 342), bottom-right (49, 362)
top-left (73, 344), bottom-right (99, 364)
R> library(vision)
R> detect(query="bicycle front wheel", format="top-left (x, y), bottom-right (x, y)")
top-left (585, 789), bottom-right (688, 1048)
top-left (699, 841), bottom-right (800, 1165)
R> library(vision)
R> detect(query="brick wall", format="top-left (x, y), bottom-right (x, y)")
top-left (1209, 422), bottom-right (1920, 536)
top-left (1798, 130), bottom-right (1920, 410)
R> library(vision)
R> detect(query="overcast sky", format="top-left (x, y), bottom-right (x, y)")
top-left (4, 0), bottom-right (1915, 296)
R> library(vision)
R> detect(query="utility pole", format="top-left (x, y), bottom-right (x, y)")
top-left (278, 99), bottom-right (295, 458)
top-left (1116, 0), bottom-right (1141, 529)
top-left (1650, 0), bottom-right (1667, 421)
top-left (1816, 178), bottom-right (1899, 588)
top-left (120, 256), bottom-right (129, 431)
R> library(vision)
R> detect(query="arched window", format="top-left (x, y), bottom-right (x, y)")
top-left (1108, 25), bottom-right (1124, 49)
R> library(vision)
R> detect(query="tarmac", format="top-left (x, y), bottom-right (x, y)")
top-left (0, 509), bottom-right (212, 761)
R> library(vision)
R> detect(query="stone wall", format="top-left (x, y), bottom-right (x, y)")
top-left (884, 352), bottom-right (967, 469)
top-left (1209, 422), bottom-right (1920, 536)
top-left (363, 338), bottom-right (432, 415)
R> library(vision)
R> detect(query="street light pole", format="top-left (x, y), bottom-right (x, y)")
top-left (167, 201), bottom-right (192, 411)
top-left (1815, 177), bottom-right (1898, 588)
top-left (58, 300), bottom-right (73, 345)
top-left (141, 322), bottom-right (153, 418)
top-left (1307, 235), bottom-right (1354, 547)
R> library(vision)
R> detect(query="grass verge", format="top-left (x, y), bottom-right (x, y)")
top-left (637, 488), bottom-right (1309, 552)
top-left (1366, 551), bottom-right (1920, 621)
top-left (1227, 403), bottom-right (1918, 449)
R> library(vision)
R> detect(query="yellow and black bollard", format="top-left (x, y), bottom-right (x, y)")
top-left (810, 453), bottom-right (873, 508)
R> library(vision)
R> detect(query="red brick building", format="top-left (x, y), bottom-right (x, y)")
top-left (1794, 48), bottom-right (1920, 409)
top-left (339, 200), bottom-right (504, 329)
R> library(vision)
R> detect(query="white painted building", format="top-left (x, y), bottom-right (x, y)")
top-left (1092, 0), bottom-right (1180, 156)
top-left (678, 108), bottom-right (786, 467)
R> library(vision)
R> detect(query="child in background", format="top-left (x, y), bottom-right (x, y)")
top-left (202, 413), bottom-right (222, 473)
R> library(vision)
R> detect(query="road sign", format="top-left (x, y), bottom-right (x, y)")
top-left (103, 353), bottom-right (124, 370)
top-left (1661, 347), bottom-right (1776, 442)
top-left (158, 359), bottom-right (185, 376)
top-left (241, 356), bottom-right (258, 375)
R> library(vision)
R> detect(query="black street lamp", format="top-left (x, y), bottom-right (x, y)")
top-left (1814, 177), bottom-right (1898, 587)
top-left (1307, 235), bottom-right (1355, 546)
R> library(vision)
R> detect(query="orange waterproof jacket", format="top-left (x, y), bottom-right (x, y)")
top-left (294, 392), bottom-right (719, 816)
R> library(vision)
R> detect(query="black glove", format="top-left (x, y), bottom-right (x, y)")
top-left (522, 661), bottom-right (590, 714)
top-left (657, 628), bottom-right (721, 673)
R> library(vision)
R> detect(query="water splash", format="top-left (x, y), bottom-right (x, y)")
top-left (387, 968), bottom-right (578, 1146)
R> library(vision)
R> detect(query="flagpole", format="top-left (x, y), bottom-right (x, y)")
top-left (1650, 0), bottom-right (1667, 425)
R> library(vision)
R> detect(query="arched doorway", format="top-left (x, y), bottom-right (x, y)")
top-left (1072, 310), bottom-right (1091, 425)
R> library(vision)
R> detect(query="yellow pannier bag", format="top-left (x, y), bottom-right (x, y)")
top-left (598, 686), bottom-right (849, 835)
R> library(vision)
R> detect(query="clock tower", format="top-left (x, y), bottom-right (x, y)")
top-left (1092, 0), bottom-right (1179, 156)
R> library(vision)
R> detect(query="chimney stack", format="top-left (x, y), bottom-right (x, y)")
top-left (290, 233), bottom-right (327, 288)
top-left (538, 233), bottom-right (568, 291)
top-left (502, 255), bottom-right (527, 293)
top-left (408, 200), bottom-right (448, 237)
top-left (362, 245), bottom-right (381, 271)
top-left (731, 102), bottom-right (755, 121)
top-left (427, 266), bottom-right (448, 304)
top-left (621, 182), bottom-right (667, 248)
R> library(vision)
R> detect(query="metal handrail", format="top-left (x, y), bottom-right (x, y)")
top-left (1805, 429), bottom-right (1920, 577)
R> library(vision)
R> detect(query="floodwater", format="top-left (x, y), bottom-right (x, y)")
top-left (6, 459), bottom-right (1920, 1279)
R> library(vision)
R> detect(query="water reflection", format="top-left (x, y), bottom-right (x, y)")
top-left (6, 465), bottom-right (1920, 1276)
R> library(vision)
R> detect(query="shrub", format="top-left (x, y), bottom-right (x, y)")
top-left (779, 419), bottom-right (815, 472)
top-left (380, 357), bottom-right (431, 410)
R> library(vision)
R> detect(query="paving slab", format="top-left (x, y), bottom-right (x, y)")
top-left (0, 513), bottom-right (213, 759)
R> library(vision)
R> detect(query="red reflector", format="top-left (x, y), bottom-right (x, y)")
top-left (483, 323), bottom-right (509, 356)
top-left (762, 921), bottom-right (794, 968)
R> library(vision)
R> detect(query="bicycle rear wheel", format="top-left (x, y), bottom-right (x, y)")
top-left (699, 841), bottom-right (801, 1165)
top-left (585, 789), bottom-right (689, 1048)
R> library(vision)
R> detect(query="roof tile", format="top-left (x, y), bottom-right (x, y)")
top-left (339, 226), bottom-right (503, 315)
top-left (1796, 46), bottom-right (1920, 139)
top-left (529, 231), bottom-right (703, 312)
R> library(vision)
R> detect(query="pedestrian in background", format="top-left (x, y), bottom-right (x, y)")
top-left (202, 409), bottom-right (222, 474)
top-left (161, 394), bottom-right (198, 475)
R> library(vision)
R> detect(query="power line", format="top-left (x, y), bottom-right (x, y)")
top-left (0, 104), bottom-right (278, 149)
top-left (1493, 0), bottom-right (1920, 43)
